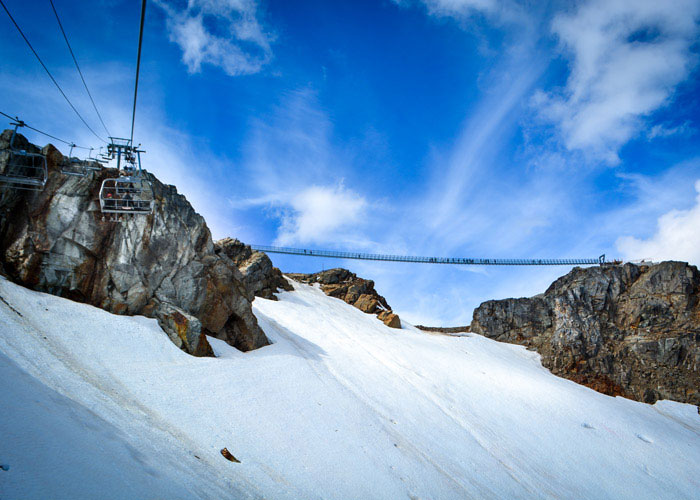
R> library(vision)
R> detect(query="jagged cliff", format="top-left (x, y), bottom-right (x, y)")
top-left (0, 131), bottom-right (267, 355)
top-left (471, 261), bottom-right (700, 406)
top-left (215, 238), bottom-right (293, 300)
top-left (288, 268), bottom-right (402, 328)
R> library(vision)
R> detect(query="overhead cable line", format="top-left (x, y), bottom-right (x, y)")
top-left (49, 0), bottom-right (111, 138)
top-left (0, 0), bottom-right (107, 143)
top-left (0, 110), bottom-right (91, 149)
top-left (130, 0), bottom-right (147, 145)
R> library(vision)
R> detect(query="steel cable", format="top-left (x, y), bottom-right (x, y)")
top-left (0, 0), bottom-right (107, 143)
top-left (49, 0), bottom-right (112, 138)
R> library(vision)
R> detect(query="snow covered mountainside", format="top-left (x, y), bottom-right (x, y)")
top-left (1, 276), bottom-right (699, 499)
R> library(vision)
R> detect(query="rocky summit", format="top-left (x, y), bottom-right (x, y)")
top-left (288, 268), bottom-right (402, 328)
top-left (471, 261), bottom-right (700, 407)
top-left (0, 131), bottom-right (267, 355)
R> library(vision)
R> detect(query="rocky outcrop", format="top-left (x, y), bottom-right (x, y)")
top-left (153, 303), bottom-right (213, 357)
top-left (288, 268), bottom-right (402, 328)
top-left (0, 131), bottom-right (268, 355)
top-left (215, 238), bottom-right (292, 300)
top-left (471, 262), bottom-right (700, 407)
top-left (378, 310), bottom-right (401, 329)
top-left (415, 325), bottom-right (471, 334)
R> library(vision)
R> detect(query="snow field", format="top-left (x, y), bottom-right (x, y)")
top-left (0, 276), bottom-right (699, 499)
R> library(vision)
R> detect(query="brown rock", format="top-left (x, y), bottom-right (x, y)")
top-left (354, 294), bottom-right (379, 313)
top-left (378, 310), bottom-right (401, 329)
top-left (288, 268), bottom-right (401, 328)
top-left (220, 448), bottom-right (240, 463)
top-left (215, 238), bottom-right (292, 300)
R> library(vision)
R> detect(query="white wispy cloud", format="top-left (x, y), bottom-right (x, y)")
top-left (646, 122), bottom-right (694, 140)
top-left (154, 0), bottom-right (273, 76)
top-left (535, 0), bottom-right (700, 163)
top-left (276, 184), bottom-right (368, 246)
top-left (419, 0), bottom-right (501, 16)
top-left (411, 48), bottom-right (547, 254)
top-left (232, 89), bottom-right (374, 248)
top-left (616, 179), bottom-right (700, 265)
top-left (399, 0), bottom-right (526, 25)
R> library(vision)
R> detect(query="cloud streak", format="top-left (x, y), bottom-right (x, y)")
top-left (155, 0), bottom-right (273, 76)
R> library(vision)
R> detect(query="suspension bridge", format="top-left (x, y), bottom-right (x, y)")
top-left (252, 245), bottom-right (606, 266)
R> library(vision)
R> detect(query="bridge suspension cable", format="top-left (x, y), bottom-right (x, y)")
top-left (252, 245), bottom-right (606, 266)
top-left (0, 0), bottom-right (106, 143)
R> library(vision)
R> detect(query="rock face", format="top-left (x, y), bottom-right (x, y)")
top-left (471, 262), bottom-right (700, 407)
top-left (0, 131), bottom-right (268, 355)
top-left (288, 268), bottom-right (402, 328)
top-left (215, 238), bottom-right (292, 300)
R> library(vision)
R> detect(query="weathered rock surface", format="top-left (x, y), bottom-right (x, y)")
top-left (415, 325), bottom-right (471, 334)
top-left (215, 238), bottom-right (292, 300)
top-left (153, 303), bottom-right (213, 357)
top-left (0, 131), bottom-right (268, 355)
top-left (471, 262), bottom-right (700, 407)
top-left (378, 310), bottom-right (401, 329)
top-left (288, 268), bottom-right (402, 328)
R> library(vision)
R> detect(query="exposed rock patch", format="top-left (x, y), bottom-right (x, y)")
top-left (378, 310), bottom-right (401, 329)
top-left (471, 262), bottom-right (700, 407)
top-left (287, 268), bottom-right (402, 328)
top-left (415, 325), bottom-right (471, 334)
top-left (215, 238), bottom-right (292, 300)
top-left (0, 131), bottom-right (268, 355)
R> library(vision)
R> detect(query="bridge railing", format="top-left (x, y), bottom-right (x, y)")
top-left (251, 245), bottom-right (602, 266)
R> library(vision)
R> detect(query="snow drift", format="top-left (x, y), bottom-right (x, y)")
top-left (1, 276), bottom-right (698, 499)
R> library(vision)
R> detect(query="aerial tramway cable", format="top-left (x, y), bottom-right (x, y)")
top-left (48, 0), bottom-right (111, 138)
top-left (0, 0), bottom-right (107, 144)
top-left (0, 110), bottom-right (91, 149)
top-left (98, 0), bottom-right (154, 218)
top-left (130, 0), bottom-right (147, 145)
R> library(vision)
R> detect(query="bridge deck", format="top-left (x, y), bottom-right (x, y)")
top-left (252, 245), bottom-right (603, 266)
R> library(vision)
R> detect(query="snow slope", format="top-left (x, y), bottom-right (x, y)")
top-left (0, 276), bottom-right (699, 499)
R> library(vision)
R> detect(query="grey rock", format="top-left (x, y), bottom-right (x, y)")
top-left (471, 262), bottom-right (700, 407)
top-left (153, 302), bottom-right (213, 357)
top-left (0, 131), bottom-right (268, 355)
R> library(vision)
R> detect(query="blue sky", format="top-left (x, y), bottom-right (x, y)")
top-left (1, 0), bottom-right (699, 325)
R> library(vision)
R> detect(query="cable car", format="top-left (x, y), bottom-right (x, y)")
top-left (60, 143), bottom-right (88, 177)
top-left (0, 120), bottom-right (48, 190)
top-left (99, 139), bottom-right (154, 216)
